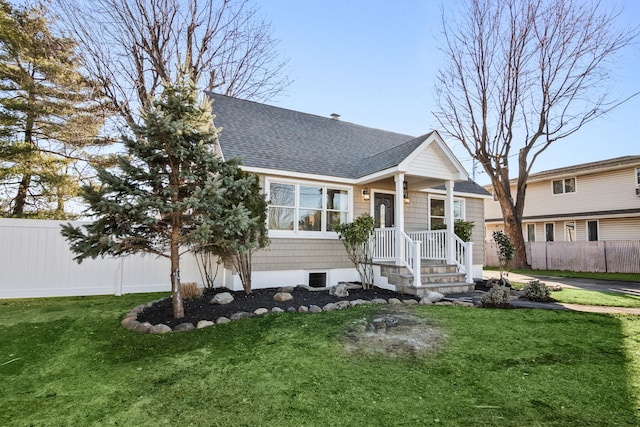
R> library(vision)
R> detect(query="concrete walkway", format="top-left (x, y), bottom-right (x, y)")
top-left (481, 271), bottom-right (640, 315)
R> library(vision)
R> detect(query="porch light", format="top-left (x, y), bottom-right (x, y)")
top-left (403, 182), bottom-right (410, 204)
top-left (362, 188), bottom-right (370, 201)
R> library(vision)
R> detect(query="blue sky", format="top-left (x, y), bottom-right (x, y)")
top-left (257, 0), bottom-right (640, 185)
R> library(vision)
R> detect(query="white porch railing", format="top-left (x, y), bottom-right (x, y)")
top-left (373, 228), bottom-right (473, 285)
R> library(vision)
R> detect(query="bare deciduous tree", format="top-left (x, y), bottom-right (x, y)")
top-left (434, 0), bottom-right (638, 268)
top-left (54, 0), bottom-right (290, 127)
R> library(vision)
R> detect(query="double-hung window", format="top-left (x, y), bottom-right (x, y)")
top-left (552, 177), bottom-right (576, 194)
top-left (267, 179), bottom-right (350, 236)
top-left (428, 196), bottom-right (464, 229)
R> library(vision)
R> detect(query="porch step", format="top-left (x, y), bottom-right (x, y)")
top-left (376, 260), bottom-right (471, 295)
top-left (379, 260), bottom-right (458, 277)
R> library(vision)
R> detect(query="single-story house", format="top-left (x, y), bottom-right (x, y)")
top-left (210, 93), bottom-right (491, 294)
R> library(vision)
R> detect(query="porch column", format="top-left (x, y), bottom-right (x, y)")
top-left (394, 173), bottom-right (405, 265)
top-left (445, 179), bottom-right (455, 265)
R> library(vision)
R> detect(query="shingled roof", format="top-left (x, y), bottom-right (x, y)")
top-left (209, 93), bottom-right (426, 179)
top-left (208, 93), bottom-right (489, 196)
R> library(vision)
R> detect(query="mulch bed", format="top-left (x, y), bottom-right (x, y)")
top-left (138, 286), bottom-right (420, 328)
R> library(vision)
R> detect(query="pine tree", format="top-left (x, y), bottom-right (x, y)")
top-left (62, 81), bottom-right (260, 319)
top-left (0, 0), bottom-right (110, 218)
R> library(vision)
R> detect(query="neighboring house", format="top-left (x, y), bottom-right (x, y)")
top-left (210, 94), bottom-right (491, 294)
top-left (484, 156), bottom-right (640, 242)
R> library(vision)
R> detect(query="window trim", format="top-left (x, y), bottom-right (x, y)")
top-left (587, 220), bottom-right (599, 242)
top-left (551, 177), bottom-right (577, 195)
top-left (427, 195), bottom-right (465, 230)
top-left (545, 222), bottom-right (555, 242)
top-left (526, 223), bottom-right (536, 242)
top-left (265, 177), bottom-right (352, 238)
top-left (636, 167), bottom-right (640, 186)
top-left (564, 221), bottom-right (576, 242)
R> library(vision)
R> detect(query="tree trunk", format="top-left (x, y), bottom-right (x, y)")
top-left (170, 223), bottom-right (184, 319)
top-left (12, 173), bottom-right (30, 216)
top-left (503, 209), bottom-right (528, 269)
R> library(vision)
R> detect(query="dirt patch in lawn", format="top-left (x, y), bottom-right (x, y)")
top-left (343, 307), bottom-right (447, 358)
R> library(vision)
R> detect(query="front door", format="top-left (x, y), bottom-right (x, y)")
top-left (374, 193), bottom-right (394, 228)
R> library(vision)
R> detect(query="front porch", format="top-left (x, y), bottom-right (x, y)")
top-left (371, 228), bottom-right (475, 295)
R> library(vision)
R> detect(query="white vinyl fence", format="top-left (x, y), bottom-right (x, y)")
top-left (485, 240), bottom-right (640, 274)
top-left (0, 218), bottom-right (211, 299)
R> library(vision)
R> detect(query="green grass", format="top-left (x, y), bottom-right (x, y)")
top-left (484, 267), bottom-right (640, 283)
top-left (2, 294), bottom-right (640, 426)
top-left (551, 288), bottom-right (640, 308)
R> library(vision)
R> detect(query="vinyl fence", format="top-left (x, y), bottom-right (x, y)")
top-left (0, 218), bottom-right (215, 299)
top-left (485, 240), bottom-right (640, 274)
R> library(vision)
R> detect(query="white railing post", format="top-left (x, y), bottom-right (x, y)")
top-left (465, 241), bottom-right (474, 283)
top-left (414, 241), bottom-right (421, 287)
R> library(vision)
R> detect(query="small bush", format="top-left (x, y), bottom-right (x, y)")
top-left (180, 282), bottom-right (203, 300)
top-left (481, 285), bottom-right (512, 307)
top-left (523, 280), bottom-right (552, 302)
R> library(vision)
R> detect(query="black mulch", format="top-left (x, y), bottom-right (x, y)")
top-left (138, 286), bottom-right (421, 328)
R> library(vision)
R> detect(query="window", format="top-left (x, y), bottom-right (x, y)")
top-left (428, 197), bottom-right (464, 229)
top-left (545, 223), bottom-right (554, 241)
top-left (636, 167), bottom-right (640, 185)
top-left (552, 177), bottom-right (576, 194)
top-left (267, 180), bottom-right (350, 235)
top-left (526, 224), bottom-right (536, 242)
top-left (565, 221), bottom-right (576, 242)
top-left (588, 220), bottom-right (599, 241)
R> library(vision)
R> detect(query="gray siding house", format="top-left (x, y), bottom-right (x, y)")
top-left (210, 94), bottom-right (490, 293)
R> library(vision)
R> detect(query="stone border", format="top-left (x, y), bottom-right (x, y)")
top-left (121, 294), bottom-right (477, 334)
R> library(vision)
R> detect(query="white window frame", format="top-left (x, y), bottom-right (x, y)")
top-left (265, 177), bottom-right (352, 239)
top-left (636, 167), bottom-right (640, 186)
top-left (545, 222), bottom-right (555, 242)
top-left (564, 221), bottom-right (576, 242)
top-left (552, 177), bottom-right (577, 195)
top-left (587, 220), bottom-right (599, 242)
top-left (427, 195), bottom-right (465, 229)
top-left (526, 223), bottom-right (536, 242)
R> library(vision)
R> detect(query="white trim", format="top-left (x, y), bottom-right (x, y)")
top-left (551, 177), bottom-right (577, 195)
top-left (636, 167), bottom-right (640, 186)
top-left (398, 132), bottom-right (469, 180)
top-left (224, 268), bottom-right (359, 291)
top-left (265, 176), bottom-right (353, 239)
top-left (427, 194), bottom-right (465, 229)
top-left (243, 165), bottom-right (357, 185)
top-left (426, 188), bottom-right (493, 200)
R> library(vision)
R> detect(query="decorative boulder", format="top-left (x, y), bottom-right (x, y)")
top-left (329, 283), bottom-right (349, 297)
top-left (196, 320), bottom-right (215, 329)
top-left (173, 323), bottom-right (195, 332)
top-left (210, 292), bottom-right (234, 305)
top-left (254, 308), bottom-right (269, 315)
top-left (273, 292), bottom-right (293, 302)
top-left (150, 324), bottom-right (172, 334)
top-left (423, 291), bottom-right (445, 303)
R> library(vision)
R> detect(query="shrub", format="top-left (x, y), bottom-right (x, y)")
top-left (180, 282), bottom-right (203, 300)
top-left (481, 285), bottom-right (512, 307)
top-left (523, 280), bottom-right (552, 302)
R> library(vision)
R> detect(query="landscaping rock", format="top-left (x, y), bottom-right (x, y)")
top-left (370, 298), bottom-right (388, 304)
top-left (350, 299), bottom-right (368, 306)
top-left (419, 298), bottom-right (433, 305)
top-left (298, 305), bottom-right (309, 313)
top-left (230, 312), bottom-right (253, 320)
top-left (309, 305), bottom-right (322, 313)
top-left (216, 317), bottom-right (231, 324)
top-left (173, 323), bottom-right (195, 332)
top-left (388, 298), bottom-right (402, 305)
top-left (423, 291), bottom-right (445, 303)
top-left (273, 292), bottom-right (293, 302)
top-left (435, 301), bottom-right (453, 306)
top-left (336, 300), bottom-right (351, 309)
top-left (121, 317), bottom-right (139, 329)
top-left (287, 307), bottom-right (297, 313)
top-left (150, 324), bottom-right (172, 333)
top-left (402, 299), bottom-right (418, 305)
top-left (196, 320), bottom-right (215, 329)
top-left (271, 307), bottom-right (284, 313)
top-left (254, 308), bottom-right (269, 315)
top-left (453, 301), bottom-right (474, 307)
top-left (323, 302), bottom-right (338, 311)
top-left (329, 283), bottom-right (349, 297)
top-left (133, 321), bottom-right (152, 333)
top-left (210, 292), bottom-right (234, 305)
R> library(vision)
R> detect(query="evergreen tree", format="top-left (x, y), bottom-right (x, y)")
top-left (62, 81), bottom-right (260, 319)
top-left (0, 0), bottom-right (110, 218)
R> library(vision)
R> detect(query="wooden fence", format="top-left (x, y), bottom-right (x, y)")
top-left (485, 240), bottom-right (640, 274)
top-left (0, 218), bottom-right (215, 299)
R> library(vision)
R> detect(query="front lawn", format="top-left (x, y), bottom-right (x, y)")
top-left (484, 267), bottom-right (640, 283)
top-left (1, 293), bottom-right (639, 426)
top-left (551, 288), bottom-right (640, 308)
